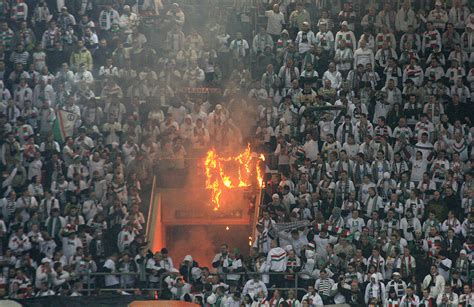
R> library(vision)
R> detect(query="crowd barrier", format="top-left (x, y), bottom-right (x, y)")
top-left (72, 271), bottom-right (309, 296)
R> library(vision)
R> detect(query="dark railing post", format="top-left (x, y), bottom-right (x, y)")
top-left (87, 271), bottom-right (91, 296)
top-left (294, 272), bottom-right (298, 294)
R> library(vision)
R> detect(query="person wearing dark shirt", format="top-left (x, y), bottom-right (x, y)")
top-left (93, 39), bottom-right (112, 70)
top-left (445, 94), bottom-right (470, 124)
top-left (427, 191), bottom-right (448, 221)
top-left (444, 186), bottom-right (462, 217)
top-left (46, 43), bottom-right (69, 72)
top-left (441, 228), bottom-right (462, 261)
top-left (338, 279), bottom-right (365, 306)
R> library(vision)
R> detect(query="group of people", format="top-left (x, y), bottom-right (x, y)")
top-left (0, 0), bottom-right (474, 306)
top-left (242, 0), bottom-right (474, 306)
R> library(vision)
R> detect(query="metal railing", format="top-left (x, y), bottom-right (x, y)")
top-left (75, 270), bottom-right (308, 297)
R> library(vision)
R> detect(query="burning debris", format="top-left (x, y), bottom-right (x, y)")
top-left (204, 145), bottom-right (265, 210)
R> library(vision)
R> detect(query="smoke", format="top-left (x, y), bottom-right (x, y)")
top-left (167, 226), bottom-right (217, 268)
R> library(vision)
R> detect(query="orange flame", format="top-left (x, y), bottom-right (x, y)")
top-left (204, 145), bottom-right (265, 210)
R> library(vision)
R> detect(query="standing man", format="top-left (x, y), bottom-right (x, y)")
top-left (265, 4), bottom-right (285, 42)
top-left (266, 240), bottom-right (287, 288)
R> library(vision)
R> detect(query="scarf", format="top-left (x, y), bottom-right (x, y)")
top-left (419, 297), bottom-right (434, 307)
top-left (99, 10), bottom-right (117, 30)
top-left (393, 163), bottom-right (408, 178)
top-left (445, 218), bottom-right (459, 230)
top-left (20, 196), bottom-right (31, 209)
top-left (44, 29), bottom-right (58, 49)
top-left (263, 73), bottom-right (277, 90)
top-left (398, 181), bottom-right (410, 201)
top-left (367, 282), bottom-right (383, 302)
top-left (403, 294), bottom-right (418, 307)
top-left (452, 139), bottom-right (468, 155)
top-left (372, 160), bottom-right (390, 182)
top-left (41, 197), bottom-right (56, 216)
top-left (340, 123), bottom-right (353, 144)
top-left (424, 31), bottom-right (439, 49)
top-left (379, 179), bottom-right (393, 201)
top-left (426, 236), bottom-right (441, 256)
top-left (455, 258), bottom-right (468, 276)
top-left (354, 162), bottom-right (368, 185)
top-left (285, 66), bottom-right (297, 84)
top-left (257, 229), bottom-right (268, 253)
top-left (269, 297), bottom-right (282, 307)
top-left (336, 160), bottom-right (353, 179)
top-left (335, 179), bottom-right (351, 202)
top-left (384, 218), bottom-right (398, 235)
top-left (351, 70), bottom-right (363, 91)
top-left (6, 198), bottom-right (15, 219)
top-left (46, 216), bottom-right (61, 238)
top-left (366, 195), bottom-right (381, 216)
top-left (401, 255), bottom-right (413, 278)
top-left (454, 7), bottom-right (465, 23)
top-left (406, 198), bottom-right (421, 217)
top-left (425, 102), bottom-right (441, 117)
top-left (369, 219), bottom-right (380, 237)
top-left (314, 163), bottom-right (327, 184)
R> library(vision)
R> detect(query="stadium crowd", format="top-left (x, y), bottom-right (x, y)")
top-left (0, 0), bottom-right (474, 306)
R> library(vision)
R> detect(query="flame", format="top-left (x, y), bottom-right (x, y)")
top-left (204, 145), bottom-right (265, 210)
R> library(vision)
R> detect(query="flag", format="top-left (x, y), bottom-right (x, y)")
top-left (314, 223), bottom-right (349, 236)
top-left (53, 109), bottom-right (78, 142)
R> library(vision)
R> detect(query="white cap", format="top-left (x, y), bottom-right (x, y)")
top-left (383, 172), bottom-right (391, 179)
top-left (184, 255), bottom-right (193, 262)
top-left (41, 258), bottom-right (51, 264)
top-left (272, 193), bottom-right (280, 199)
top-left (341, 21), bottom-right (349, 26)
top-left (207, 293), bottom-right (217, 304)
top-left (191, 267), bottom-right (202, 280)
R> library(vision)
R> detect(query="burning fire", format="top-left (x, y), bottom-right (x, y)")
top-left (204, 145), bottom-right (265, 211)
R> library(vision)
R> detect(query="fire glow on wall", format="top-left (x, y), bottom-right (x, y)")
top-left (204, 145), bottom-right (265, 211)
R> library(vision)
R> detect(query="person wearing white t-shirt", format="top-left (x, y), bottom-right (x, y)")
top-left (103, 254), bottom-right (119, 287)
top-left (230, 32), bottom-right (249, 59)
top-left (265, 4), bottom-right (285, 39)
top-left (347, 209), bottom-right (365, 236)
top-left (301, 285), bottom-right (324, 306)
top-left (295, 22), bottom-right (316, 55)
top-left (322, 63), bottom-right (343, 89)
top-left (353, 39), bottom-right (375, 69)
top-left (302, 133), bottom-right (319, 162)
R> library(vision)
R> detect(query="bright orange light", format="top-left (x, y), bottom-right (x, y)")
top-left (204, 145), bottom-right (265, 210)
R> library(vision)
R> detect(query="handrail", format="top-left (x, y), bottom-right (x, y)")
top-left (73, 270), bottom-right (309, 297)
top-left (145, 175), bottom-right (157, 239)
top-left (251, 186), bottom-right (266, 251)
